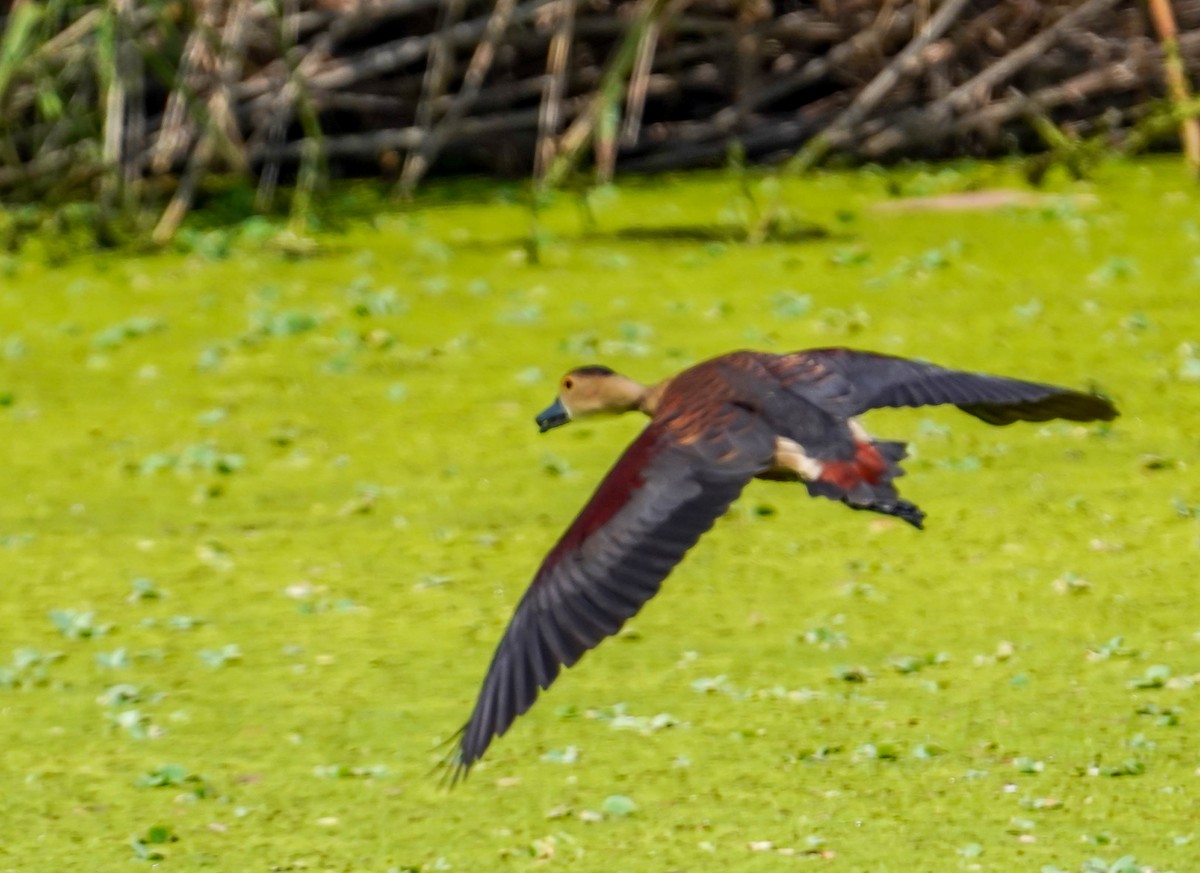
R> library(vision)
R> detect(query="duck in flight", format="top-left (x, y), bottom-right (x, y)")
top-left (448, 348), bottom-right (1117, 781)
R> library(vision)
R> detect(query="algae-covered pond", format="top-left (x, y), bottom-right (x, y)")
top-left (1, 159), bottom-right (1198, 872)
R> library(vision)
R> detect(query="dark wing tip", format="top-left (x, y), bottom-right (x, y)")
top-left (1079, 391), bottom-right (1119, 421)
top-left (448, 597), bottom-right (587, 780)
top-left (959, 389), bottom-right (1118, 426)
top-left (429, 725), bottom-right (473, 790)
top-left (780, 349), bottom-right (1121, 427)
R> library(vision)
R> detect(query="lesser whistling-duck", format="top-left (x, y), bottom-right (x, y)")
top-left (448, 347), bottom-right (1117, 780)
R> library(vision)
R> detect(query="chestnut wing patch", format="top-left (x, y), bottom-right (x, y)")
top-left (452, 415), bottom-right (773, 780)
top-left (778, 348), bottom-right (1118, 425)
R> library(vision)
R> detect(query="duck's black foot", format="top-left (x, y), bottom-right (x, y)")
top-left (885, 498), bottom-right (926, 529)
top-left (843, 495), bottom-right (926, 529)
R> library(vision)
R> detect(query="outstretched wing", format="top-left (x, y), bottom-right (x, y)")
top-left (772, 348), bottom-right (1118, 425)
top-left (450, 410), bottom-right (774, 781)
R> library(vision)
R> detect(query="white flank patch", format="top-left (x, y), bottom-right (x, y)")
top-left (774, 437), bottom-right (823, 481)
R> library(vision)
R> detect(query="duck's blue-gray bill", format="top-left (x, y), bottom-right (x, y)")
top-left (536, 398), bottom-right (570, 432)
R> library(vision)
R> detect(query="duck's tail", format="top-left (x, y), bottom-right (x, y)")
top-left (804, 439), bottom-right (925, 529)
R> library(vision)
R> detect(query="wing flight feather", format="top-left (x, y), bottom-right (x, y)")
top-left (451, 412), bottom-right (773, 780)
top-left (776, 348), bottom-right (1117, 424)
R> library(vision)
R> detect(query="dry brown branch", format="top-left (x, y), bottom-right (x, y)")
top-left (542, 0), bottom-right (674, 189)
top-left (947, 56), bottom-right (1159, 139)
top-left (326, 0), bottom-right (450, 42)
top-left (535, 0), bottom-right (576, 178)
top-left (150, 1), bottom-right (225, 175)
top-left (740, 4), bottom-right (917, 117)
top-left (239, 0), bottom-right (556, 104)
top-left (863, 0), bottom-right (1124, 157)
top-left (153, 136), bottom-right (215, 244)
top-left (212, 0), bottom-right (253, 172)
top-left (786, 0), bottom-right (975, 172)
top-left (101, 0), bottom-right (132, 188)
top-left (0, 144), bottom-right (88, 189)
top-left (410, 0), bottom-right (466, 135)
top-left (253, 101), bottom-right (585, 161)
top-left (1147, 0), bottom-right (1200, 176)
top-left (398, 0), bottom-right (519, 194)
top-left (620, 7), bottom-right (660, 146)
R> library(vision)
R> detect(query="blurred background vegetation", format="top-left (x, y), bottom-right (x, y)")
top-left (0, 0), bottom-right (1198, 249)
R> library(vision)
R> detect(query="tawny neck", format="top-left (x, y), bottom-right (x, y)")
top-left (638, 379), bottom-right (668, 416)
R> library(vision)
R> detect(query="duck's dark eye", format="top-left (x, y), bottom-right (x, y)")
top-left (563, 378), bottom-right (574, 390)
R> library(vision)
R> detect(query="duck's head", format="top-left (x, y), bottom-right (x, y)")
top-left (536, 366), bottom-right (646, 432)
